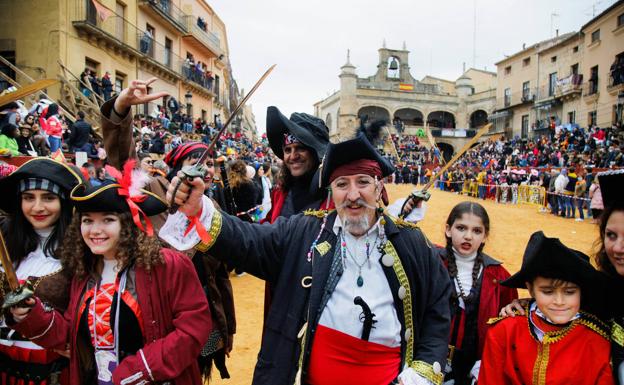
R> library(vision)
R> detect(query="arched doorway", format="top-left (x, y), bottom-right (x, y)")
top-left (325, 113), bottom-right (332, 130)
top-left (470, 110), bottom-right (488, 128)
top-left (394, 108), bottom-right (424, 126)
top-left (437, 143), bottom-right (454, 162)
top-left (427, 111), bottom-right (456, 128)
top-left (358, 106), bottom-right (390, 123)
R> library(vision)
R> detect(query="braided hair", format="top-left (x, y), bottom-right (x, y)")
top-left (444, 202), bottom-right (490, 303)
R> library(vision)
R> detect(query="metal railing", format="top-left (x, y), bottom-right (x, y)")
top-left (583, 80), bottom-right (599, 96)
top-left (608, 72), bottom-right (624, 88)
top-left (73, 0), bottom-right (184, 76)
top-left (497, 88), bottom-right (537, 109)
top-left (183, 15), bottom-right (222, 55)
top-left (140, 0), bottom-right (188, 32)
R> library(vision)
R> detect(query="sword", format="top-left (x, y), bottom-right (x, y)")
top-left (169, 64), bottom-right (276, 213)
top-left (0, 231), bottom-right (34, 309)
top-left (399, 123), bottom-right (492, 218)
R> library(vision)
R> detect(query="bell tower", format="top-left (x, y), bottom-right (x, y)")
top-left (338, 50), bottom-right (358, 138)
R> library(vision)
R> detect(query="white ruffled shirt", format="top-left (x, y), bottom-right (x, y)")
top-left (318, 215), bottom-right (402, 347)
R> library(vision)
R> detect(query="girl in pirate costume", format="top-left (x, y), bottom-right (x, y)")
top-left (0, 157), bottom-right (85, 385)
top-left (7, 161), bottom-right (211, 385)
top-left (437, 202), bottom-right (517, 384)
top-left (479, 231), bottom-right (613, 385)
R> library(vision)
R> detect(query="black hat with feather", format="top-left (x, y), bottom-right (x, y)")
top-left (266, 106), bottom-right (330, 161)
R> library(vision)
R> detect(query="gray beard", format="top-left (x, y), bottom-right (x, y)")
top-left (343, 215), bottom-right (371, 236)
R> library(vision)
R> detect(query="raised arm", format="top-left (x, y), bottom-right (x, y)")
top-left (101, 78), bottom-right (168, 168)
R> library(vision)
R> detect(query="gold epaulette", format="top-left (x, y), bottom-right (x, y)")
top-left (577, 312), bottom-right (610, 341)
top-left (303, 209), bottom-right (330, 218)
top-left (486, 310), bottom-right (523, 325)
top-left (486, 315), bottom-right (506, 325)
top-left (612, 320), bottom-right (624, 347)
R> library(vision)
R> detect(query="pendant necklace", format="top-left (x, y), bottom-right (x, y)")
top-left (341, 231), bottom-right (378, 287)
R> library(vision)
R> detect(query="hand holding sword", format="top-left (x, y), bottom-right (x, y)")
top-left (167, 65), bottom-right (276, 214)
top-left (0, 230), bottom-right (35, 312)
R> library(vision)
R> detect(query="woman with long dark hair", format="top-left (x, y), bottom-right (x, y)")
top-left (592, 170), bottom-right (624, 383)
top-left (7, 161), bottom-right (211, 385)
top-left (0, 157), bottom-right (85, 385)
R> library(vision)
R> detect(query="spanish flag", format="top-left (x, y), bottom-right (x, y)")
top-left (399, 83), bottom-right (414, 91)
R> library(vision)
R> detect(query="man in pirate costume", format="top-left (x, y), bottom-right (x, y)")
top-left (264, 106), bottom-right (331, 222)
top-left (0, 158), bottom-right (86, 385)
top-left (479, 231), bottom-right (613, 385)
top-left (161, 129), bottom-right (452, 384)
top-left (97, 78), bottom-right (236, 381)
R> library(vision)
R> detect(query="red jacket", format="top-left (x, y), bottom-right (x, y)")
top-left (265, 186), bottom-right (333, 224)
top-left (439, 250), bottom-right (518, 356)
top-left (12, 249), bottom-right (211, 385)
top-left (479, 310), bottom-right (613, 385)
top-left (45, 116), bottom-right (63, 138)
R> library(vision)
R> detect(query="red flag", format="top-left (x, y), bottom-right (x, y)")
top-left (91, 0), bottom-right (113, 21)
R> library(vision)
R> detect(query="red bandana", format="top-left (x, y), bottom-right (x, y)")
top-left (329, 159), bottom-right (389, 205)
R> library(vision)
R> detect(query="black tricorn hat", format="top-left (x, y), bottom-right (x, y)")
top-left (266, 106), bottom-right (329, 161)
top-left (70, 182), bottom-right (167, 217)
top-left (0, 157), bottom-right (85, 213)
top-left (597, 169), bottom-right (624, 210)
top-left (320, 132), bottom-right (395, 190)
top-left (502, 231), bottom-right (600, 292)
top-left (71, 161), bottom-right (167, 235)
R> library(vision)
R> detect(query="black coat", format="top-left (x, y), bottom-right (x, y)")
top-left (68, 119), bottom-right (93, 148)
top-left (206, 210), bottom-right (451, 384)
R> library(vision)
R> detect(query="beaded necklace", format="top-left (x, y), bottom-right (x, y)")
top-left (340, 230), bottom-right (379, 287)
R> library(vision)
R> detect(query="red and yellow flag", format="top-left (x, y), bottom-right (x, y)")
top-left (399, 83), bottom-right (414, 91)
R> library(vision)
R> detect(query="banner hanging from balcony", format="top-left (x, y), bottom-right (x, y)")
top-left (398, 83), bottom-right (414, 91)
top-left (92, 0), bottom-right (113, 22)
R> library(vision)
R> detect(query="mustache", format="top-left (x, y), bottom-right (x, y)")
top-left (337, 198), bottom-right (376, 210)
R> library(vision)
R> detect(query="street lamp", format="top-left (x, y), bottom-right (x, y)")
top-left (185, 91), bottom-right (193, 117)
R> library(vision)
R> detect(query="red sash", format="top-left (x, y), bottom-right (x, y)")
top-left (307, 325), bottom-right (401, 385)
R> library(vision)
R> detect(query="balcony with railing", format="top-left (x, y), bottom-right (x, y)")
top-left (496, 88), bottom-right (536, 110)
top-left (73, 1), bottom-right (183, 80)
top-left (607, 72), bottom-right (624, 93)
top-left (583, 79), bottom-right (599, 98)
top-left (554, 74), bottom-right (583, 98)
top-left (138, 0), bottom-right (188, 33)
top-left (72, 0), bottom-right (138, 57)
top-left (182, 15), bottom-right (223, 57)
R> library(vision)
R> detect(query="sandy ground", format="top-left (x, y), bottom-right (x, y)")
top-left (212, 184), bottom-right (599, 384)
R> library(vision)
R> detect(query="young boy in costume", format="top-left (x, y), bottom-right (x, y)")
top-left (478, 231), bottom-right (614, 385)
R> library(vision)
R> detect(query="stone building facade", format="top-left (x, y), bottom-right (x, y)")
top-left (313, 46), bottom-right (499, 156)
